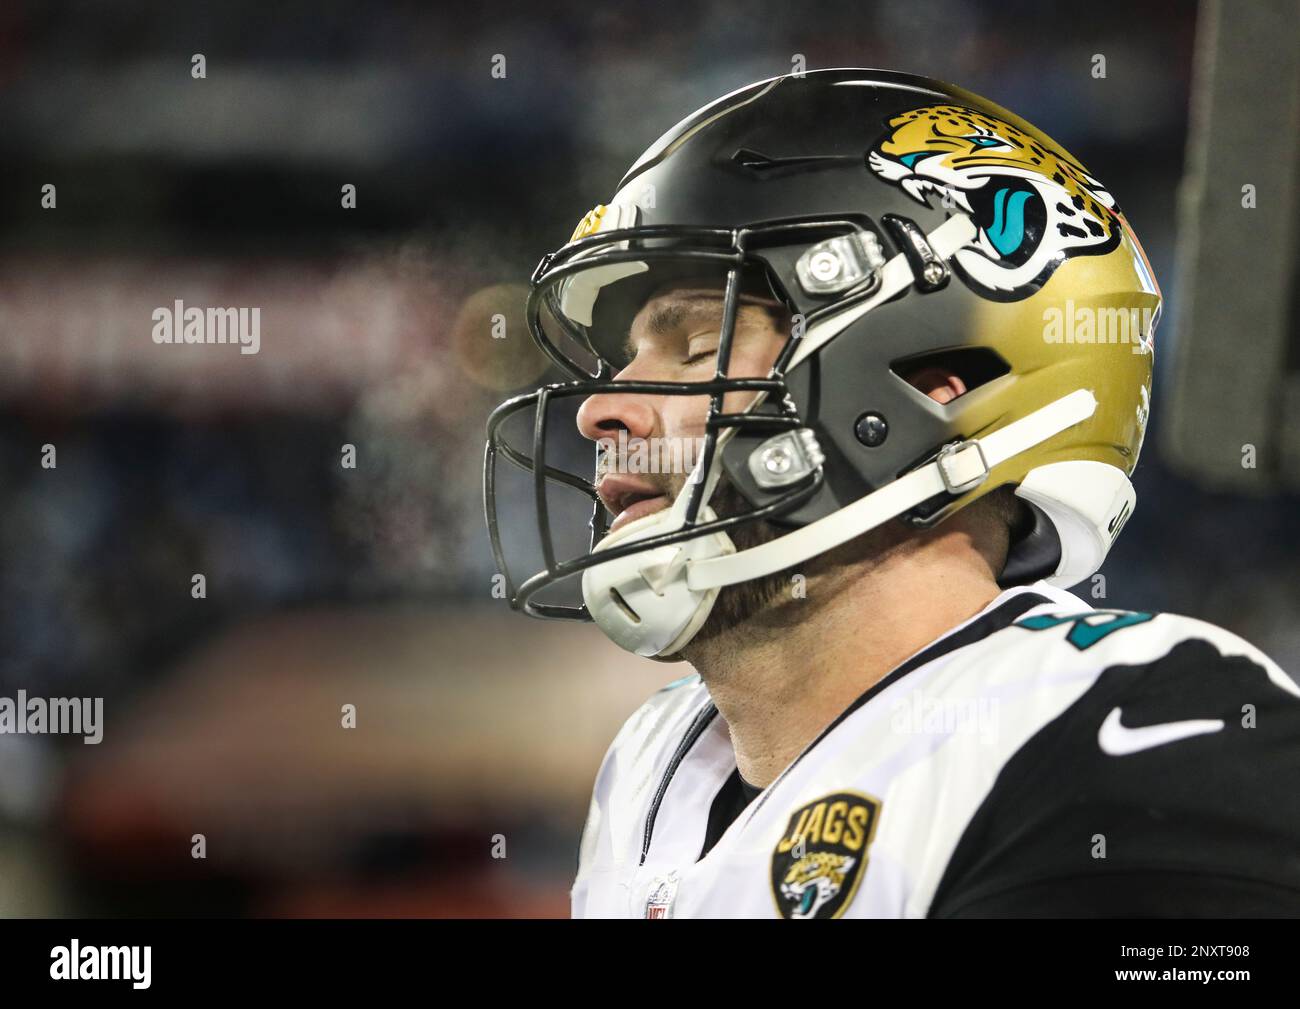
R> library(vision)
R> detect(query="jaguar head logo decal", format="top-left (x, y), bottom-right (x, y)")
top-left (868, 104), bottom-right (1121, 299)
top-left (770, 791), bottom-right (880, 919)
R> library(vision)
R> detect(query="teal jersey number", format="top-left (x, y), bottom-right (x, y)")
top-left (1016, 611), bottom-right (1155, 650)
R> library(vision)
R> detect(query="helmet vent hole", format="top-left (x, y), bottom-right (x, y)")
top-left (891, 347), bottom-right (1011, 400)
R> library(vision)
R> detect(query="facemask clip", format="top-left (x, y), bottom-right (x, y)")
top-left (795, 231), bottom-right (885, 295)
top-left (748, 428), bottom-right (825, 489)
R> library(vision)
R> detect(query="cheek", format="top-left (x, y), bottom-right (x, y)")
top-left (721, 387), bottom-right (764, 416)
top-left (660, 393), bottom-right (713, 440)
top-left (718, 343), bottom-right (779, 415)
top-left (658, 335), bottom-right (784, 436)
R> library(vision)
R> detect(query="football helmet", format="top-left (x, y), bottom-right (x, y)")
top-left (484, 68), bottom-right (1160, 658)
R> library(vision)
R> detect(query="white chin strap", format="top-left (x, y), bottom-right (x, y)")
top-left (580, 214), bottom-right (1098, 658)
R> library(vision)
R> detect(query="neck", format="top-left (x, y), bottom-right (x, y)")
top-left (681, 522), bottom-right (1004, 789)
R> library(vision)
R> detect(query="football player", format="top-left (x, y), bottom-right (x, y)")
top-left (483, 69), bottom-right (1299, 918)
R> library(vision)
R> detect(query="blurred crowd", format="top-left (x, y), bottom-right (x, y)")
top-left (0, 0), bottom-right (1294, 917)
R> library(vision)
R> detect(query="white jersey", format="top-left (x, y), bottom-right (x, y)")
top-left (571, 582), bottom-right (1300, 918)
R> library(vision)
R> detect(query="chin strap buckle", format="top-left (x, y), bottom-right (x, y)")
top-left (936, 439), bottom-right (990, 494)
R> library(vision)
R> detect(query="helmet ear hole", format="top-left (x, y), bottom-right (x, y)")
top-left (890, 347), bottom-right (1011, 399)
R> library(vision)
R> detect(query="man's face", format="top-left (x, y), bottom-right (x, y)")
top-left (575, 281), bottom-right (791, 532)
top-left (572, 278), bottom-right (967, 646)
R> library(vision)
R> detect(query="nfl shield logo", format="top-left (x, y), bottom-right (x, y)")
top-left (644, 872), bottom-right (679, 919)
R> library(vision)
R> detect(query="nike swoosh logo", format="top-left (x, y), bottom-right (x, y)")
top-left (1098, 707), bottom-right (1224, 756)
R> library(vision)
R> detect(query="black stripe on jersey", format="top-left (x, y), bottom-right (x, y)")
top-left (639, 591), bottom-right (1053, 863)
top-left (640, 700), bottom-right (720, 866)
top-left (698, 768), bottom-right (764, 861)
top-left (929, 636), bottom-right (1300, 917)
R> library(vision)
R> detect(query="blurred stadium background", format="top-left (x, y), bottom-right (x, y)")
top-left (0, 0), bottom-right (1296, 916)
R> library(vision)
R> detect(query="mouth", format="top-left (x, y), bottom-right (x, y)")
top-left (965, 176), bottom-right (1043, 265)
top-left (596, 476), bottom-right (672, 533)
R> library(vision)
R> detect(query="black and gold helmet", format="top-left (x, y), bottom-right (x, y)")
top-left (485, 68), bottom-right (1161, 657)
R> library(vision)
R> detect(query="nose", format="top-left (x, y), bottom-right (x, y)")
top-left (575, 379), bottom-right (658, 445)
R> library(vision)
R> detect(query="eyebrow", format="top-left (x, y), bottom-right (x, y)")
top-left (622, 292), bottom-right (782, 360)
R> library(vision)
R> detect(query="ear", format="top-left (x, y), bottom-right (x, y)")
top-left (904, 366), bottom-right (968, 405)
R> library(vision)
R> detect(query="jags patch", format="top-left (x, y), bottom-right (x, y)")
top-left (771, 791), bottom-right (881, 919)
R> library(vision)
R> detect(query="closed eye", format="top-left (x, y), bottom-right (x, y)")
top-left (684, 334), bottom-right (720, 364)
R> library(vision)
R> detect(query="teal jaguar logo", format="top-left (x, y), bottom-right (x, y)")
top-left (868, 104), bottom-right (1121, 299)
